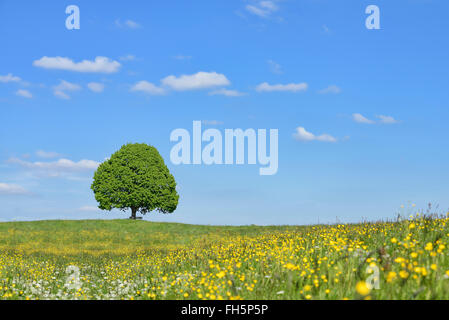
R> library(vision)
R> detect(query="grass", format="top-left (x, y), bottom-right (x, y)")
top-left (0, 219), bottom-right (303, 255)
top-left (1, 215), bottom-right (449, 300)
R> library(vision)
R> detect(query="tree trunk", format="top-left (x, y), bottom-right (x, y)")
top-left (130, 207), bottom-right (137, 220)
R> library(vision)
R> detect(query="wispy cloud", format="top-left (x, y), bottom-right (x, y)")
top-left (53, 80), bottom-right (81, 99)
top-left (267, 60), bottom-right (282, 74)
top-left (256, 82), bottom-right (308, 92)
top-left (115, 19), bottom-right (141, 29)
top-left (246, 1), bottom-right (279, 18)
top-left (87, 82), bottom-right (105, 93)
top-left (15, 89), bottom-right (32, 98)
top-left (9, 158), bottom-right (100, 171)
top-left (0, 73), bottom-right (21, 83)
top-left (33, 56), bottom-right (121, 74)
top-left (125, 20), bottom-right (140, 29)
top-left (36, 150), bottom-right (61, 159)
top-left (352, 113), bottom-right (375, 124)
top-left (130, 81), bottom-right (166, 95)
top-left (376, 115), bottom-right (399, 124)
top-left (209, 88), bottom-right (245, 97)
top-left (318, 85), bottom-right (341, 94)
top-left (8, 157), bottom-right (100, 178)
top-left (173, 55), bottom-right (192, 60)
top-left (352, 113), bottom-right (399, 124)
top-left (293, 127), bottom-right (337, 143)
top-left (0, 182), bottom-right (30, 195)
top-left (79, 206), bottom-right (100, 212)
top-left (119, 54), bottom-right (136, 61)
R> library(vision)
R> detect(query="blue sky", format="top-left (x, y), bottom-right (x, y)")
top-left (0, 0), bottom-right (448, 225)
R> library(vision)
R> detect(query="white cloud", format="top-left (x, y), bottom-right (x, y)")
top-left (0, 73), bottom-right (21, 83)
top-left (130, 81), bottom-right (166, 95)
top-left (0, 182), bottom-right (30, 195)
top-left (293, 127), bottom-right (337, 143)
top-left (246, 1), bottom-right (278, 18)
top-left (209, 88), bottom-right (245, 97)
top-left (36, 150), bottom-right (61, 159)
top-left (352, 113), bottom-right (375, 124)
top-left (33, 56), bottom-right (121, 73)
top-left (53, 80), bottom-right (81, 99)
top-left (131, 72), bottom-right (234, 96)
top-left (15, 89), bottom-right (32, 98)
top-left (8, 158), bottom-right (100, 178)
top-left (318, 85), bottom-right (341, 94)
top-left (161, 71), bottom-right (230, 91)
top-left (87, 82), bottom-right (105, 93)
top-left (377, 115), bottom-right (399, 124)
top-left (256, 82), bottom-right (308, 92)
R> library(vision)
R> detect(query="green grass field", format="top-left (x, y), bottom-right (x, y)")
top-left (1, 215), bottom-right (449, 300)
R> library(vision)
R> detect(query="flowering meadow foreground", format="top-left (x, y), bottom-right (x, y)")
top-left (1, 214), bottom-right (449, 300)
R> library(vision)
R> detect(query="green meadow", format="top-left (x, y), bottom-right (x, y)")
top-left (1, 216), bottom-right (449, 300)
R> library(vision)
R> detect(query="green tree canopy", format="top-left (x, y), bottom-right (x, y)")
top-left (91, 143), bottom-right (179, 219)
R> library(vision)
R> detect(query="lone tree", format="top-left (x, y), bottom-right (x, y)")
top-left (91, 143), bottom-right (179, 219)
